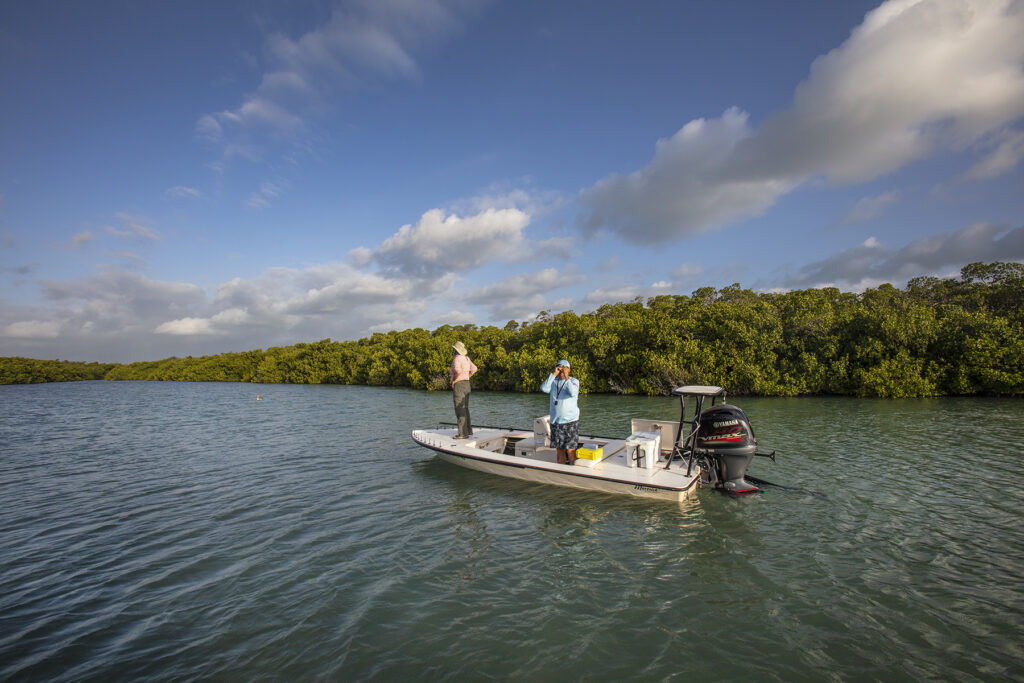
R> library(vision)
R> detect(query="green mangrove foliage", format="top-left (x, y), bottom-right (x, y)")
top-left (2, 262), bottom-right (1022, 397)
top-left (0, 358), bottom-right (116, 384)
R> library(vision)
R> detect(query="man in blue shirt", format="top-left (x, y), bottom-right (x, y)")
top-left (540, 359), bottom-right (580, 465)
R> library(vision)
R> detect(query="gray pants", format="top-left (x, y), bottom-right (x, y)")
top-left (453, 380), bottom-right (472, 436)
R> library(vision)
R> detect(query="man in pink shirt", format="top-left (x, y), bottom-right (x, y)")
top-left (450, 341), bottom-right (478, 439)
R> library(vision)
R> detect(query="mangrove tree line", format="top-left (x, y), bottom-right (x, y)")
top-left (2, 262), bottom-right (1022, 397)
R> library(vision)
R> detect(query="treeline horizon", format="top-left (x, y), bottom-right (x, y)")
top-left (2, 261), bottom-right (1022, 398)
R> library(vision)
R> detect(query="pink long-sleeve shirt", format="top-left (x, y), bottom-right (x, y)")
top-left (450, 354), bottom-right (478, 383)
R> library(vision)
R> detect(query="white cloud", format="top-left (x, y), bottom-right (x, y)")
top-left (164, 186), bottom-right (202, 200)
top-left (3, 194), bottom-right (548, 359)
top-left (348, 246), bottom-right (373, 267)
top-left (0, 269), bottom-right (208, 357)
top-left (464, 266), bottom-right (578, 320)
top-left (245, 180), bottom-right (287, 209)
top-left (463, 267), bottom-right (577, 300)
top-left (150, 258), bottom-right (447, 343)
top-left (198, 0), bottom-right (479, 166)
top-left (580, 0), bottom-right (1024, 243)
top-left (449, 183), bottom-right (563, 218)
top-left (41, 268), bottom-right (206, 316)
top-left (2, 320), bottom-right (61, 339)
top-left (781, 222), bottom-right (1024, 289)
top-left (841, 191), bottom-right (901, 225)
top-left (579, 108), bottom-right (795, 242)
top-left (372, 207), bottom-right (531, 276)
top-left (103, 213), bottom-right (160, 243)
top-left (963, 128), bottom-right (1024, 179)
top-left (156, 307), bottom-right (253, 335)
top-left (0, 256), bottom-right (445, 360)
top-left (154, 317), bottom-right (216, 336)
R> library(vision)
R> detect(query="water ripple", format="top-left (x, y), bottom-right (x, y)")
top-left (1, 384), bottom-right (1022, 680)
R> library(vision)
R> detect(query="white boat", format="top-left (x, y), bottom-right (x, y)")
top-left (412, 385), bottom-right (776, 502)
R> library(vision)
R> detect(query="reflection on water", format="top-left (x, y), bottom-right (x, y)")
top-left (1, 382), bottom-right (1022, 680)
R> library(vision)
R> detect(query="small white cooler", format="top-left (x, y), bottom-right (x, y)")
top-left (625, 431), bottom-right (662, 471)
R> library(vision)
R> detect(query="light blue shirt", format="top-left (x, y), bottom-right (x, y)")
top-left (540, 373), bottom-right (580, 423)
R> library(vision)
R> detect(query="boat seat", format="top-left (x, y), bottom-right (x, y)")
top-left (533, 415), bottom-right (551, 447)
top-left (515, 436), bottom-right (542, 457)
top-left (514, 438), bottom-right (557, 462)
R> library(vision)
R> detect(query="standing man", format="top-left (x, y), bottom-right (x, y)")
top-left (450, 341), bottom-right (478, 439)
top-left (540, 359), bottom-right (580, 465)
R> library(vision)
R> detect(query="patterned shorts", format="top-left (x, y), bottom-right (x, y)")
top-left (550, 420), bottom-right (579, 449)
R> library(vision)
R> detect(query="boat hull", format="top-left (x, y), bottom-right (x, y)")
top-left (413, 428), bottom-right (699, 503)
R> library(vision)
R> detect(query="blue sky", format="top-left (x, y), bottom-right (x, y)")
top-left (2, 0), bottom-right (1023, 362)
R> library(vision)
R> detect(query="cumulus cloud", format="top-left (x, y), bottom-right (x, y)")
top-left (841, 191), bottom-right (901, 225)
top-left (1, 191), bottom-right (560, 360)
top-left (0, 256), bottom-right (452, 360)
top-left (348, 246), bottom-right (373, 267)
top-left (372, 207), bottom-right (531, 276)
top-left (41, 268), bottom-right (206, 317)
top-left (781, 222), bottom-right (1024, 289)
top-left (155, 308), bottom-right (251, 335)
top-left (154, 317), bottom-right (217, 336)
top-left (153, 259), bottom-right (445, 344)
top-left (580, 108), bottom-right (797, 242)
top-left (0, 269), bottom-right (209, 358)
top-left (580, 0), bottom-right (1024, 243)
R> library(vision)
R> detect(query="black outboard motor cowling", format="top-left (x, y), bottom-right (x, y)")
top-left (695, 404), bottom-right (758, 493)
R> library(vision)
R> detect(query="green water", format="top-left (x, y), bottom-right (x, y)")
top-left (1, 382), bottom-right (1022, 680)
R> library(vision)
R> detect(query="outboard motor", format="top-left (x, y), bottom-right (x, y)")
top-left (671, 385), bottom-right (771, 495)
top-left (694, 403), bottom-right (758, 493)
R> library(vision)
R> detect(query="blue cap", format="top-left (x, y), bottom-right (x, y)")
top-left (556, 359), bottom-right (570, 367)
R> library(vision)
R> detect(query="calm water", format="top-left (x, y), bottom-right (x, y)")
top-left (1, 381), bottom-right (1022, 681)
